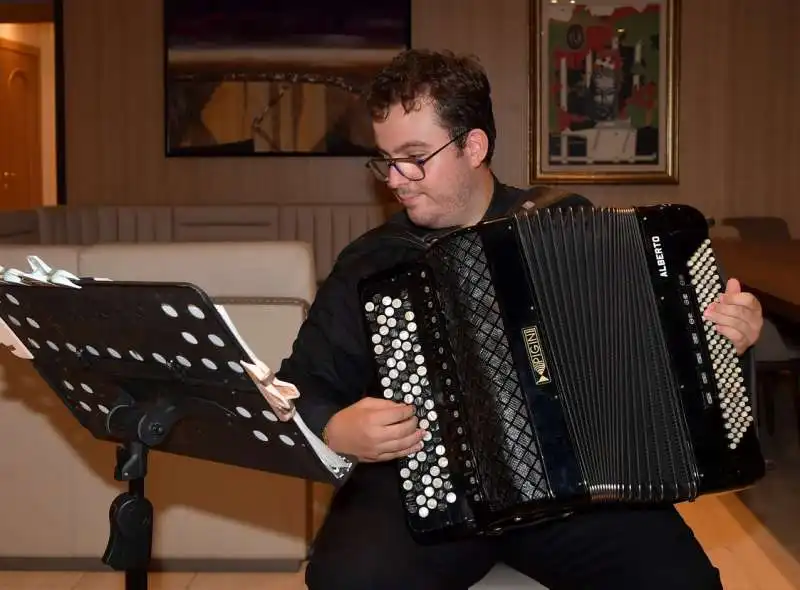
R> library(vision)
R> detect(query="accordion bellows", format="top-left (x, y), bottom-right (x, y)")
top-left (359, 203), bottom-right (765, 544)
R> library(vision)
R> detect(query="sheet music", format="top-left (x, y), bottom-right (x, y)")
top-left (0, 316), bottom-right (33, 359)
top-left (213, 303), bottom-right (353, 475)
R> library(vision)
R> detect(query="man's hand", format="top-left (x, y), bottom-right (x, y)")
top-left (324, 397), bottom-right (425, 463)
top-left (703, 278), bottom-right (763, 355)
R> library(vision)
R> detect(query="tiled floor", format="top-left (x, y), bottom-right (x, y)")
top-left (0, 569), bottom-right (307, 590)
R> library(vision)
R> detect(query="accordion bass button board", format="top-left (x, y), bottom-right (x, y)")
top-left (358, 203), bottom-right (766, 544)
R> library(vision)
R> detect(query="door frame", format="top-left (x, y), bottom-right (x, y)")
top-left (54, 0), bottom-right (64, 205)
top-left (0, 0), bottom-right (64, 206)
top-left (0, 36), bottom-right (42, 210)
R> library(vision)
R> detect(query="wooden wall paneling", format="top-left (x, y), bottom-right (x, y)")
top-left (61, 0), bottom-right (800, 226)
top-left (794, 1), bottom-right (800, 234)
top-left (684, 0), bottom-right (731, 222)
top-left (62, 0), bottom-right (96, 208)
top-left (412, 0), bottom-right (529, 187)
top-left (0, 2), bottom-right (53, 23)
top-left (725, 0), bottom-right (800, 232)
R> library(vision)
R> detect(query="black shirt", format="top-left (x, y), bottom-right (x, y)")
top-left (275, 176), bottom-right (532, 437)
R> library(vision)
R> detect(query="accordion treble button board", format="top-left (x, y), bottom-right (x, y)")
top-left (686, 239), bottom-right (754, 449)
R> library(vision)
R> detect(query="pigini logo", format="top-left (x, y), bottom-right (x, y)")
top-left (521, 325), bottom-right (550, 385)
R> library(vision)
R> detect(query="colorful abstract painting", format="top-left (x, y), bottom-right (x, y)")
top-left (530, 0), bottom-right (679, 183)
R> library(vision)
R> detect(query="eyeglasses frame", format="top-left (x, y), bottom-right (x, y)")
top-left (365, 129), bottom-right (470, 182)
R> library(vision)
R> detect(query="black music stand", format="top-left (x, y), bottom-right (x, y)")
top-left (0, 277), bottom-right (355, 590)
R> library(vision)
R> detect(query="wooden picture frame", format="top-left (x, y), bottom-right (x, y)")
top-left (529, 0), bottom-right (680, 184)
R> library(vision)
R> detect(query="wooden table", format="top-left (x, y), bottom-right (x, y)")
top-left (712, 239), bottom-right (800, 325)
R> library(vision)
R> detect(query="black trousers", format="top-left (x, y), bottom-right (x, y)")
top-left (306, 464), bottom-right (723, 590)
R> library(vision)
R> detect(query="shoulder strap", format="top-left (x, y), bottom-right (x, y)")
top-left (373, 186), bottom-right (592, 251)
top-left (419, 185), bottom-right (587, 247)
top-left (515, 185), bottom-right (586, 212)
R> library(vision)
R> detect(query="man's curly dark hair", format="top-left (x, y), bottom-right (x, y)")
top-left (365, 49), bottom-right (496, 165)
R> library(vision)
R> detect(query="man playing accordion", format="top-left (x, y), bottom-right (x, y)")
top-left (276, 49), bottom-right (764, 590)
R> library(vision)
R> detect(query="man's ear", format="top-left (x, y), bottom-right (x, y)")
top-left (462, 129), bottom-right (489, 168)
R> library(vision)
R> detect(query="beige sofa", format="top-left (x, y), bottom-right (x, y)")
top-left (0, 203), bottom-right (395, 284)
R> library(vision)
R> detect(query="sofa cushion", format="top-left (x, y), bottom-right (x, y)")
top-left (0, 244), bottom-right (83, 274)
top-left (76, 241), bottom-right (316, 303)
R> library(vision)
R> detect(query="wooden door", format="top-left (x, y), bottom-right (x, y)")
top-left (0, 38), bottom-right (41, 210)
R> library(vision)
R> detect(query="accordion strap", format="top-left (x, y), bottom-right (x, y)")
top-left (365, 186), bottom-right (594, 251)
top-left (421, 186), bottom-right (590, 247)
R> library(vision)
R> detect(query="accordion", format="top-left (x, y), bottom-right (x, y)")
top-left (358, 203), bottom-right (766, 544)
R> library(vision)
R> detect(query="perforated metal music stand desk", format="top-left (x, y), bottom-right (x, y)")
top-left (0, 279), bottom-right (353, 590)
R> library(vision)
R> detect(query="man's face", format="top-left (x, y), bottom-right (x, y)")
top-left (372, 99), bottom-right (474, 229)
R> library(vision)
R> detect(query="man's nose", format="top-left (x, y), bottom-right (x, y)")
top-left (386, 165), bottom-right (407, 189)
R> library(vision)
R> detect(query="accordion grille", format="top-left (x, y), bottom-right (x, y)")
top-left (427, 231), bottom-right (550, 510)
top-left (514, 207), bottom-right (695, 501)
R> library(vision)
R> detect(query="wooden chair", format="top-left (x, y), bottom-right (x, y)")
top-left (722, 216), bottom-right (792, 241)
top-left (753, 318), bottom-right (800, 446)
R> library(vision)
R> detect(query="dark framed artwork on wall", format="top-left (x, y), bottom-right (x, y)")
top-left (163, 0), bottom-right (411, 157)
top-left (529, 0), bottom-right (680, 184)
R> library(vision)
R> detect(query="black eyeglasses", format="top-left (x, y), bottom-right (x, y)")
top-left (366, 130), bottom-right (469, 182)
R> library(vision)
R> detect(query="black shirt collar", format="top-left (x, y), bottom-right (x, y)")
top-left (482, 174), bottom-right (522, 221)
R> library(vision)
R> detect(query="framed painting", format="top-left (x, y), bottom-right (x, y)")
top-left (529, 0), bottom-right (680, 184)
top-left (163, 0), bottom-right (411, 158)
